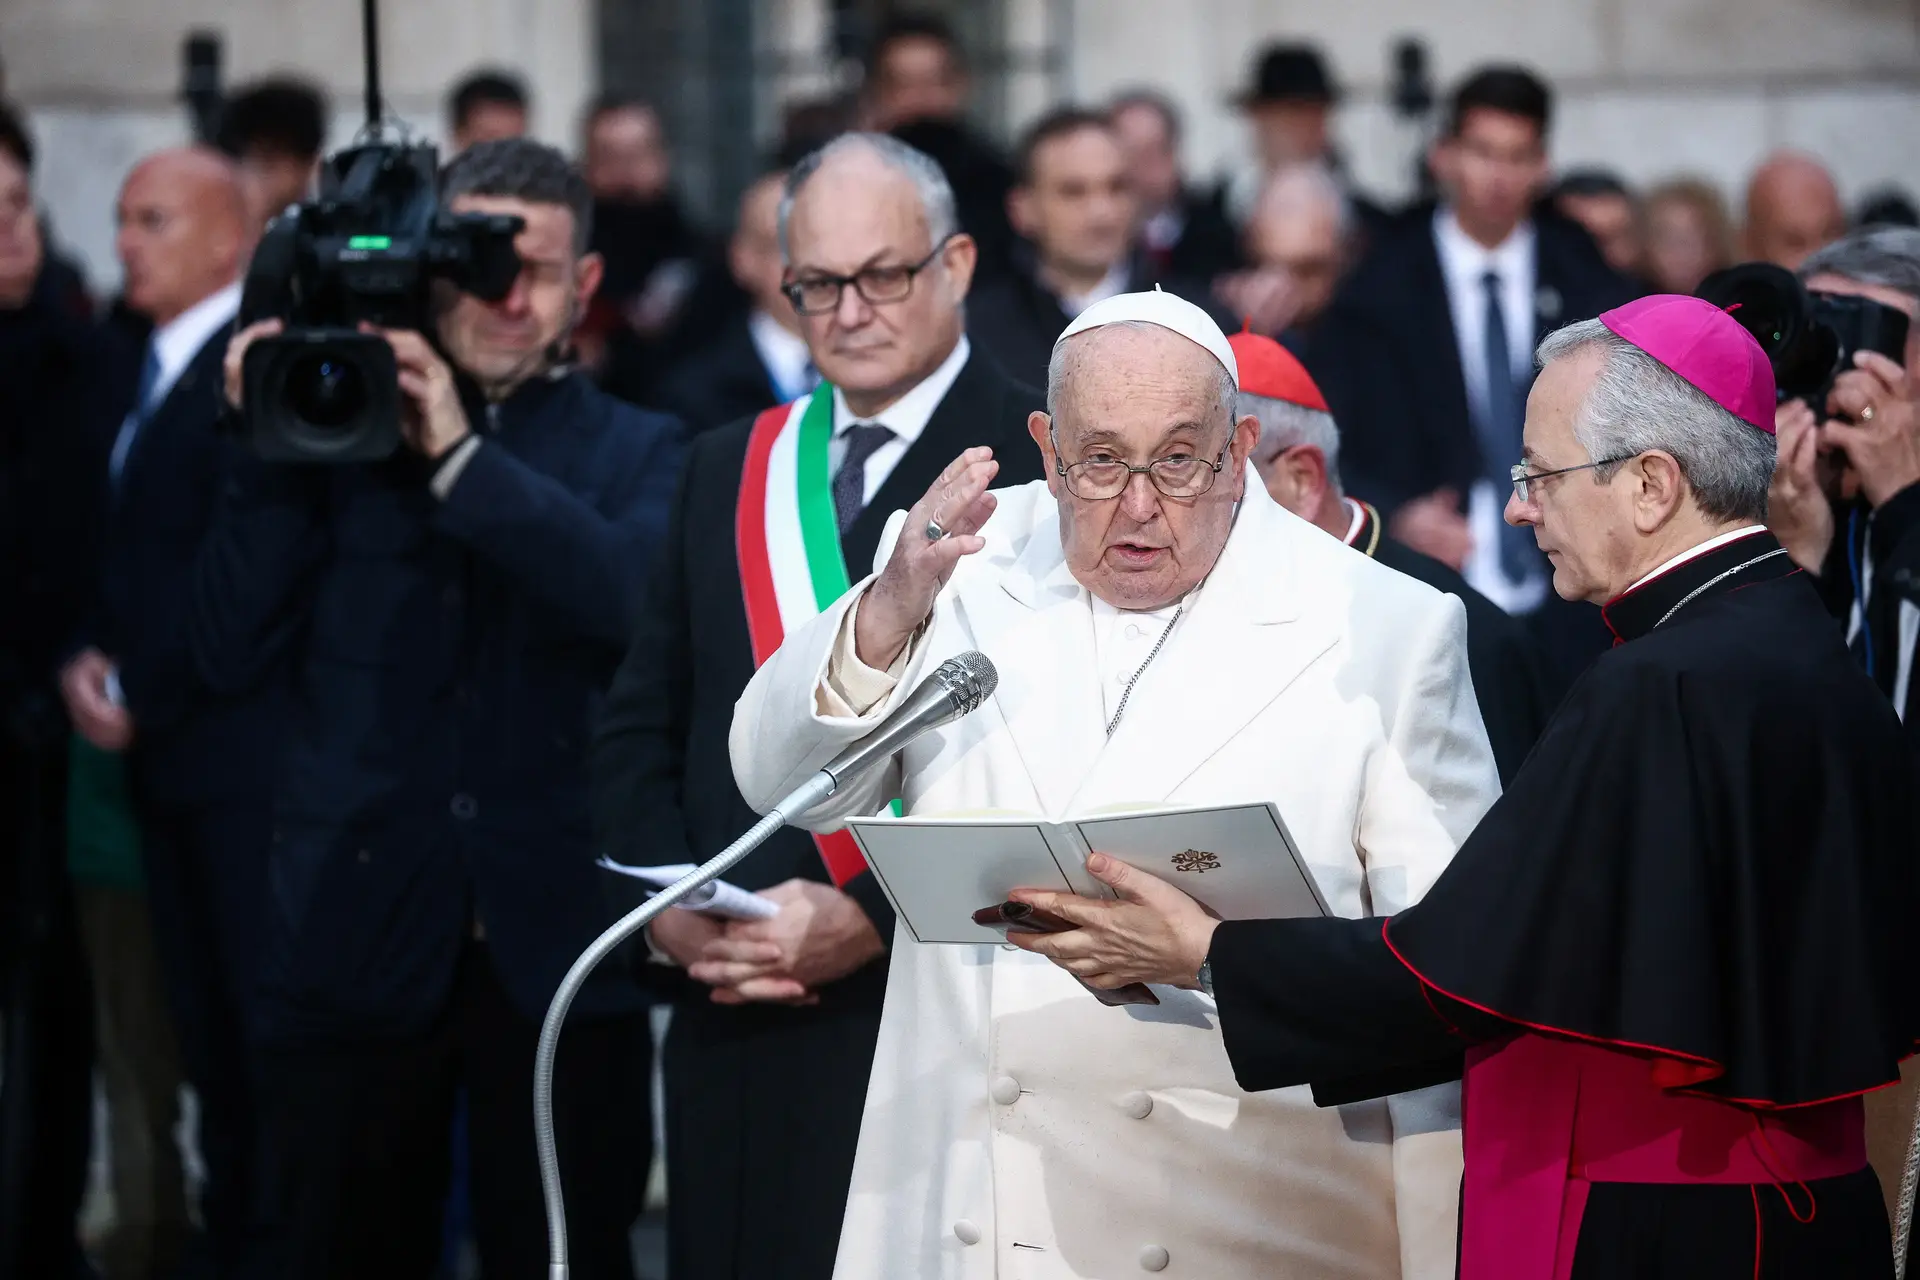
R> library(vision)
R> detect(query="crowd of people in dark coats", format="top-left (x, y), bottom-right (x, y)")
top-left (5, 10), bottom-right (1920, 1280)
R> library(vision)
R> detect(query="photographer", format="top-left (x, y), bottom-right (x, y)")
top-left (1766, 226), bottom-right (1920, 731)
top-left (197, 138), bottom-right (682, 1279)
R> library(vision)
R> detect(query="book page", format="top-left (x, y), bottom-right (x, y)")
top-left (1072, 802), bottom-right (1329, 921)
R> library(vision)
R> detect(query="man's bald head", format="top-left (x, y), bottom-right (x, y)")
top-left (117, 146), bottom-right (251, 325)
top-left (1743, 150), bottom-right (1845, 271)
top-left (1244, 163), bottom-right (1351, 331)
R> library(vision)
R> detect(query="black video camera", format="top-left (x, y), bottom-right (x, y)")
top-left (1695, 262), bottom-right (1911, 416)
top-left (236, 142), bottom-right (523, 462)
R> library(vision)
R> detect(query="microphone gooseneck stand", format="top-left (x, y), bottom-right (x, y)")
top-left (535, 650), bottom-right (999, 1279)
top-left (532, 771), bottom-right (833, 1280)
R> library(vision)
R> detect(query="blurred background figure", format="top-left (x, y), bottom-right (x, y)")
top-left (863, 12), bottom-right (1017, 283)
top-left (1216, 161), bottom-right (1354, 346)
top-left (1305, 63), bottom-right (1634, 687)
top-left (1857, 185), bottom-right (1920, 229)
top-left (1742, 149), bottom-right (1846, 270)
top-left (213, 77), bottom-right (328, 233)
top-left (0, 95), bottom-right (115, 1280)
top-left (1220, 42), bottom-right (1387, 240)
top-left (1107, 89), bottom-right (1241, 283)
top-left (447, 67), bottom-right (529, 153)
top-left (576, 93), bottom-right (709, 387)
top-left (967, 106), bottom-right (1225, 389)
top-left (650, 167), bottom-right (812, 431)
top-left (1641, 176), bottom-right (1736, 294)
top-left (62, 144), bottom-right (279, 1280)
top-left (1549, 168), bottom-right (1644, 282)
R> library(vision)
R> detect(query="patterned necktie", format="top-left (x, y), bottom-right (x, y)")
top-left (108, 341), bottom-right (164, 490)
top-left (834, 423), bottom-right (895, 535)
top-left (1479, 270), bottom-right (1533, 580)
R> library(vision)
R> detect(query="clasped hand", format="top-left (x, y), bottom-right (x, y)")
top-left (654, 879), bottom-right (885, 1006)
top-left (1005, 854), bottom-right (1220, 991)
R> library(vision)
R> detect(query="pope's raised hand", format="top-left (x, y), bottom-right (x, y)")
top-left (853, 446), bottom-right (998, 669)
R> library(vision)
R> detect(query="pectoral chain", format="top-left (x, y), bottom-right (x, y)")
top-left (1106, 605), bottom-right (1184, 738)
top-left (1652, 547), bottom-right (1790, 630)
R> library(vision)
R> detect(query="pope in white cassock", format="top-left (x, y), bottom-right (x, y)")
top-left (729, 291), bottom-right (1501, 1279)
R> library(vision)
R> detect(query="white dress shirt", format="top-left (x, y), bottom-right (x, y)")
top-left (1058, 264), bottom-right (1131, 319)
top-left (749, 308), bottom-right (815, 403)
top-left (829, 335), bottom-right (971, 507)
top-left (1088, 592), bottom-right (1185, 725)
top-left (109, 280), bottom-right (242, 478)
top-left (1432, 209), bottom-right (1548, 614)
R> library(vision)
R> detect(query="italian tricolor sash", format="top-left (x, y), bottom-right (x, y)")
top-left (736, 387), bottom-right (892, 886)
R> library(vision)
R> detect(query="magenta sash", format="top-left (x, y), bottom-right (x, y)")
top-left (1460, 1034), bottom-right (1866, 1279)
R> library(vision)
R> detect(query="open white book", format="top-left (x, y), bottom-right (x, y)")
top-left (844, 802), bottom-right (1329, 945)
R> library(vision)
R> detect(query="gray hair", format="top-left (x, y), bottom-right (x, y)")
top-left (777, 132), bottom-right (958, 262)
top-left (1535, 319), bottom-right (1775, 523)
top-left (1253, 161), bottom-right (1355, 243)
top-left (1240, 391), bottom-right (1342, 491)
top-left (1798, 224), bottom-right (1920, 300)
top-left (1045, 320), bottom-right (1237, 427)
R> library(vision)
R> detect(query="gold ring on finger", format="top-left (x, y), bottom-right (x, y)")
top-left (924, 517), bottom-right (946, 542)
top-left (1862, 404), bottom-right (1877, 422)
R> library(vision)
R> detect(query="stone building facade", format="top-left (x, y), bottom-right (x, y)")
top-left (8, 0), bottom-right (1920, 291)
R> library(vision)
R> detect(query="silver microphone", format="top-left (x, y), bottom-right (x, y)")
top-left (816, 650), bottom-right (999, 792)
top-left (536, 648), bottom-right (997, 1279)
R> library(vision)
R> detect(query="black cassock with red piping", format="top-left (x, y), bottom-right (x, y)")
top-left (1208, 530), bottom-right (1920, 1278)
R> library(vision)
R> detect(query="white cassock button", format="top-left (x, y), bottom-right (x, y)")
top-left (1125, 623), bottom-right (1143, 640)
top-left (990, 1075), bottom-right (1022, 1105)
top-left (1138, 1244), bottom-right (1170, 1271)
top-left (954, 1220), bottom-right (983, 1246)
top-left (1118, 1090), bottom-right (1152, 1119)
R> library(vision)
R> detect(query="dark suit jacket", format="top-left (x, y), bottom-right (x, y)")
top-left (1145, 190), bottom-right (1245, 283)
top-left (1303, 207), bottom-right (1636, 687)
top-left (1345, 501), bottom-right (1556, 785)
top-left (966, 253), bottom-right (1234, 392)
top-left (1, 268), bottom-right (119, 746)
top-left (650, 311), bottom-right (782, 435)
top-left (1304, 206), bottom-right (1638, 516)
top-left (84, 321), bottom-right (285, 808)
top-left (588, 350), bottom-right (1042, 1280)
top-left (192, 371), bottom-right (684, 1042)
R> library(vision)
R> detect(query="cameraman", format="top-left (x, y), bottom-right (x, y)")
top-left (198, 139), bottom-right (682, 1279)
top-left (1767, 225), bottom-right (1920, 730)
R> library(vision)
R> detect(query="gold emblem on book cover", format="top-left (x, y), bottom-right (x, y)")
top-left (1171, 849), bottom-right (1221, 874)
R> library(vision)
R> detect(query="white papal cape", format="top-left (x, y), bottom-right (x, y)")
top-left (731, 479), bottom-right (1500, 1279)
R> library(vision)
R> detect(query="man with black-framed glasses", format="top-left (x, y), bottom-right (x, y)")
top-left (591, 131), bottom-right (1042, 1280)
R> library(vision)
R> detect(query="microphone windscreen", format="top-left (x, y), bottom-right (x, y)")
top-left (934, 651), bottom-right (998, 714)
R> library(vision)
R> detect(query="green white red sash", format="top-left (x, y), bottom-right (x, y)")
top-left (736, 387), bottom-right (889, 886)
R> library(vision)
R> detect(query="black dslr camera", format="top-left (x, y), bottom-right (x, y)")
top-left (236, 143), bottom-right (523, 462)
top-left (1696, 262), bottom-right (1911, 416)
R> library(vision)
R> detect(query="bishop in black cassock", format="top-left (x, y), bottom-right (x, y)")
top-left (1010, 296), bottom-right (1920, 1279)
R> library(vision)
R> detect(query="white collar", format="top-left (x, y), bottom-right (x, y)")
top-left (1341, 496), bottom-right (1366, 546)
top-left (148, 280), bottom-right (242, 401)
top-left (1059, 262), bottom-right (1132, 318)
top-left (747, 309), bottom-right (813, 397)
top-left (831, 334), bottom-right (971, 445)
top-left (1625, 525), bottom-right (1771, 593)
top-left (1433, 207), bottom-right (1535, 284)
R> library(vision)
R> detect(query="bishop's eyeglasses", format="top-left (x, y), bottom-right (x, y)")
top-left (1509, 455), bottom-right (1636, 503)
top-left (782, 236), bottom-right (955, 316)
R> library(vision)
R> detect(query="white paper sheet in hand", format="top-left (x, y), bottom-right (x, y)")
top-left (595, 858), bottom-right (781, 921)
